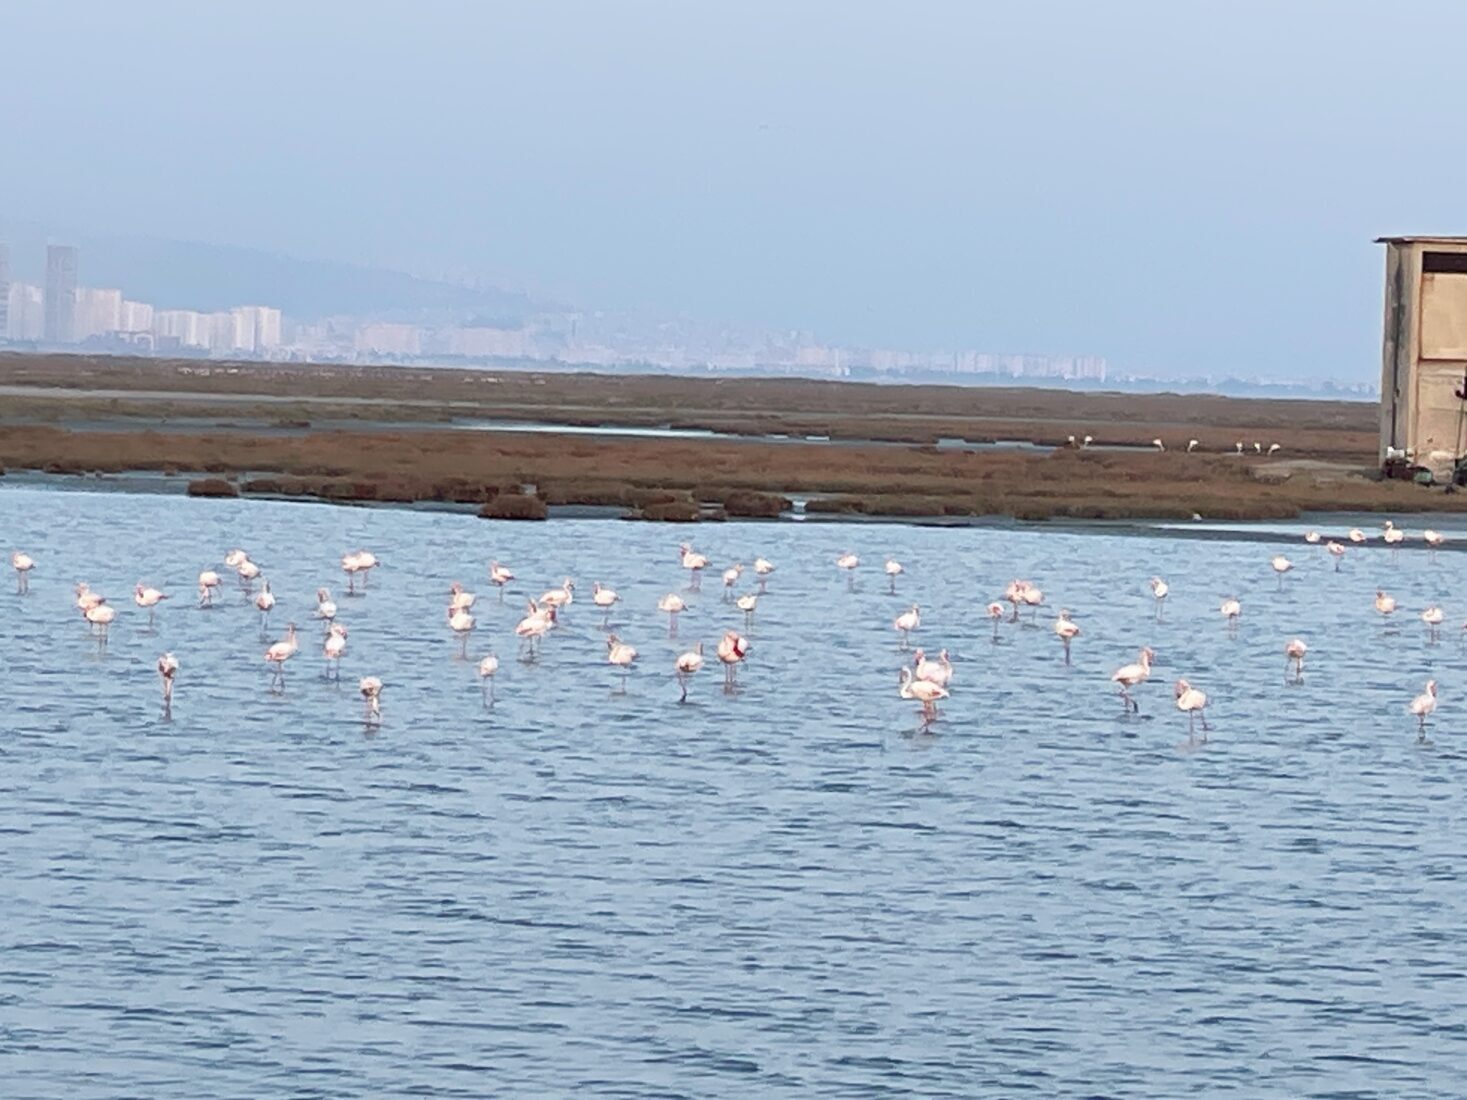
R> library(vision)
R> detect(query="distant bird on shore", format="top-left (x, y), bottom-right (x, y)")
top-left (1235, 442), bottom-right (1244, 455)
top-left (11, 551), bottom-right (33, 594)
top-left (1285, 638), bottom-right (1307, 684)
top-left (1267, 444), bottom-right (1281, 456)
top-left (1187, 439), bottom-right (1198, 452)
top-left (1151, 438), bottom-right (1165, 452)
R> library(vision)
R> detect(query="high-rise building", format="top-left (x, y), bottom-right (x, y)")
top-left (7, 283), bottom-right (44, 341)
top-left (75, 287), bottom-right (123, 340)
top-left (44, 244), bottom-right (78, 343)
top-left (153, 309), bottom-right (211, 349)
top-left (120, 300), bottom-right (154, 333)
top-left (0, 242), bottom-right (10, 339)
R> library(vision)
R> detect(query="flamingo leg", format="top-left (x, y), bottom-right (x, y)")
top-left (1062, 638), bottom-right (1071, 666)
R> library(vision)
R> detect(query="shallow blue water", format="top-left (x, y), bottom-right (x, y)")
top-left (2, 486), bottom-right (1465, 1097)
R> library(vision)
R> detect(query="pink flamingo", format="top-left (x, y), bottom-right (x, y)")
top-left (986, 601), bottom-right (1005, 642)
top-left (197, 570), bottom-right (221, 608)
top-left (488, 560), bottom-right (515, 601)
top-left (359, 676), bottom-right (383, 725)
top-left (1053, 610), bottom-right (1081, 664)
top-left (680, 544), bottom-right (708, 590)
top-left (11, 551), bottom-right (33, 595)
top-left (607, 634), bottom-right (638, 693)
top-left (265, 623), bottom-right (299, 693)
top-left (899, 667), bottom-right (948, 724)
top-left (717, 629), bottom-right (749, 692)
top-left (675, 642), bottom-right (705, 702)
top-left (158, 652), bottom-right (178, 713)
top-left (1219, 597), bottom-right (1241, 637)
top-left (134, 582), bottom-right (169, 631)
top-left (1284, 638), bottom-right (1307, 684)
top-left (658, 592), bottom-right (686, 636)
top-left (324, 623), bottom-right (348, 679)
top-left (1174, 678), bottom-right (1210, 739)
top-left (894, 604), bottom-right (921, 649)
top-left (478, 653), bottom-right (499, 707)
top-left (1410, 679), bottom-right (1438, 739)
top-left (1111, 646), bottom-right (1155, 714)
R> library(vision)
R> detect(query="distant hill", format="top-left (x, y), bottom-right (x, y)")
top-left (0, 221), bottom-right (540, 323)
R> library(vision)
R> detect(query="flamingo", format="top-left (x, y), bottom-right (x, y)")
top-left (198, 570), bottom-right (221, 608)
top-left (488, 559), bottom-right (515, 600)
top-left (1326, 541), bottom-right (1345, 571)
top-left (254, 579), bottom-right (275, 632)
top-left (680, 544), bottom-right (708, 590)
top-left (1045, 611), bottom-right (1077, 665)
top-left (1149, 577), bottom-right (1169, 621)
top-left (658, 592), bottom-right (687, 636)
top-left (1383, 520), bottom-right (1405, 558)
top-left (448, 582), bottom-right (476, 613)
top-left (1174, 678), bottom-right (1210, 738)
top-left (223, 549), bottom-right (249, 570)
top-left (324, 623), bottom-right (348, 679)
top-left (1409, 679), bottom-right (1438, 739)
top-left (75, 582), bottom-right (103, 615)
top-left (11, 551), bottom-right (33, 594)
top-left (315, 588), bottom-right (338, 628)
top-left (1253, 442), bottom-right (1262, 454)
top-left (1082, 435), bottom-right (1093, 449)
top-left (915, 647), bottom-right (953, 688)
top-left (1267, 443), bottom-right (1281, 456)
top-left (1152, 438), bottom-right (1165, 452)
top-left (1285, 638), bottom-right (1307, 684)
top-left (885, 558), bottom-right (904, 594)
top-left (986, 601), bottom-right (1005, 642)
top-left (898, 666), bottom-right (948, 723)
top-left (735, 592), bottom-right (758, 626)
top-left (1375, 590), bottom-right (1397, 619)
top-left (342, 550), bottom-right (380, 595)
top-left (1271, 555), bottom-right (1293, 590)
top-left (1186, 439), bottom-right (1198, 453)
top-left (477, 653), bottom-right (499, 707)
top-left (675, 642), bottom-right (704, 702)
top-left (236, 556), bottom-right (261, 594)
top-left (1019, 582), bottom-right (1044, 623)
top-left (721, 563), bottom-right (743, 600)
top-left (592, 581), bottom-right (620, 625)
top-left (1422, 605), bottom-right (1444, 644)
top-left (157, 651), bottom-right (178, 713)
top-left (1235, 442), bottom-right (1244, 456)
top-left (717, 629), bottom-right (749, 692)
top-left (1424, 529), bottom-right (1446, 561)
top-left (134, 582), bottom-right (168, 630)
top-left (1111, 646), bottom-right (1155, 714)
top-left (1347, 528), bottom-right (1366, 544)
top-left (1304, 531), bottom-right (1320, 544)
top-left (1220, 597), bottom-right (1241, 636)
top-left (835, 552), bottom-right (860, 590)
top-left (359, 676), bottom-right (383, 725)
top-left (539, 578), bottom-right (575, 615)
top-left (448, 607), bottom-right (475, 658)
top-left (265, 623), bottom-right (299, 692)
top-left (893, 604), bottom-right (921, 649)
top-left (753, 557), bottom-right (774, 593)
top-left (606, 634), bottom-right (638, 693)
top-left (85, 600), bottom-right (116, 648)
top-left (515, 600), bottom-right (556, 661)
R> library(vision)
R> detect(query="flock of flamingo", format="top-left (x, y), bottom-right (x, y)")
top-left (6, 518), bottom-right (1455, 739)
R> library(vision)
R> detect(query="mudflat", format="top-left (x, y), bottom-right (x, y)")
top-left (0, 351), bottom-right (1450, 521)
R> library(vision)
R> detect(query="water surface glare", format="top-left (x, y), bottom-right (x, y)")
top-left (2, 486), bottom-right (1465, 1097)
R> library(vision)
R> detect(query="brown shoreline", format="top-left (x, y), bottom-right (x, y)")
top-left (0, 351), bottom-right (1454, 521)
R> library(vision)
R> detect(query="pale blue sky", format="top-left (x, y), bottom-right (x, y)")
top-left (4, 1), bottom-right (1464, 379)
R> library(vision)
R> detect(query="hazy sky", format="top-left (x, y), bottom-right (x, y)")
top-left (5, 1), bottom-right (1465, 380)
